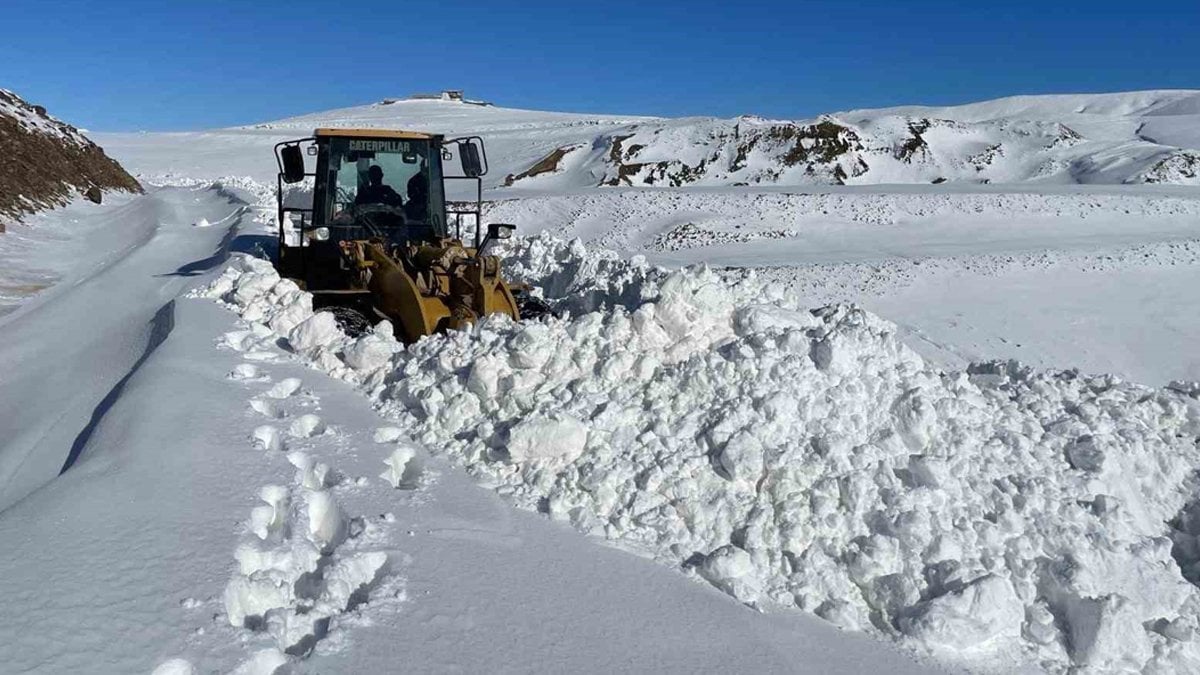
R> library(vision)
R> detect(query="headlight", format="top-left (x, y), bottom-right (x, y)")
top-left (308, 227), bottom-right (330, 242)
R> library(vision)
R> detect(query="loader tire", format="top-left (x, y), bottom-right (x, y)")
top-left (514, 290), bottom-right (555, 322)
top-left (329, 306), bottom-right (373, 337)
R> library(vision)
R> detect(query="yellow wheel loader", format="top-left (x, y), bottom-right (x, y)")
top-left (272, 128), bottom-right (532, 342)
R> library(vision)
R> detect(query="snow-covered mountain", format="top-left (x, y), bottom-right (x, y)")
top-left (0, 89), bottom-right (141, 228)
top-left (99, 90), bottom-right (1200, 191)
top-left (502, 90), bottom-right (1200, 188)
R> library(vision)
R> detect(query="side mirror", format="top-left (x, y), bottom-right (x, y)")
top-left (460, 141), bottom-right (483, 178)
top-left (281, 144), bottom-right (306, 184)
top-left (487, 223), bottom-right (515, 241)
top-left (478, 222), bottom-right (515, 252)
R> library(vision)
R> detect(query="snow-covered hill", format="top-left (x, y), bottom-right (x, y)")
top-left (98, 89), bottom-right (1200, 190)
top-left (504, 90), bottom-right (1200, 189)
top-left (0, 89), bottom-right (141, 228)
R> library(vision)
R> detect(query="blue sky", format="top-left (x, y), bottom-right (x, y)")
top-left (2, 0), bottom-right (1197, 131)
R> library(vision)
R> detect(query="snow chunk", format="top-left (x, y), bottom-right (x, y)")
top-left (320, 551), bottom-right (388, 611)
top-left (248, 485), bottom-right (289, 541)
top-left (289, 414), bottom-right (326, 438)
top-left (151, 658), bottom-right (195, 675)
top-left (1057, 593), bottom-right (1154, 669)
top-left (249, 398), bottom-right (284, 419)
top-left (373, 426), bottom-right (404, 443)
top-left (288, 451), bottom-right (331, 490)
top-left (898, 575), bottom-right (1023, 650)
top-left (288, 312), bottom-right (341, 354)
top-left (229, 363), bottom-right (262, 381)
top-left (252, 425), bottom-right (285, 452)
top-left (1066, 434), bottom-right (1109, 472)
top-left (266, 377), bottom-right (302, 399)
top-left (381, 444), bottom-right (421, 488)
top-left (698, 545), bottom-right (762, 603)
top-left (306, 490), bottom-right (346, 552)
top-left (343, 327), bottom-right (396, 372)
top-left (231, 649), bottom-right (288, 675)
top-left (506, 414), bottom-right (588, 463)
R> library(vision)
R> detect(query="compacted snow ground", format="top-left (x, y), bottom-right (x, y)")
top-left (0, 186), bottom-right (937, 674)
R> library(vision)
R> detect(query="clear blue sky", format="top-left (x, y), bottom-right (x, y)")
top-left (2, 0), bottom-right (1197, 131)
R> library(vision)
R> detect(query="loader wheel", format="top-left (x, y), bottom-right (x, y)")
top-left (328, 306), bottom-right (373, 337)
top-left (514, 289), bottom-right (555, 322)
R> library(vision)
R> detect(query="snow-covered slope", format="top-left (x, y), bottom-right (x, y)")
top-left (98, 89), bottom-right (1200, 191)
top-left (97, 99), bottom-right (657, 191)
top-left (512, 90), bottom-right (1200, 189)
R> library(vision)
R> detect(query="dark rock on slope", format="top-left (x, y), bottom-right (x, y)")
top-left (0, 89), bottom-right (141, 231)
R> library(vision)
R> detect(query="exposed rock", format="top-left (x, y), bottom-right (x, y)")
top-left (1136, 150), bottom-right (1200, 185)
top-left (503, 145), bottom-right (580, 186)
top-left (0, 89), bottom-right (141, 230)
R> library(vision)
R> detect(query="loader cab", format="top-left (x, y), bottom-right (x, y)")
top-left (315, 130), bottom-right (447, 242)
top-left (273, 128), bottom-right (491, 291)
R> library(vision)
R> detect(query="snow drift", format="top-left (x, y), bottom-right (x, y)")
top-left (199, 237), bottom-right (1200, 673)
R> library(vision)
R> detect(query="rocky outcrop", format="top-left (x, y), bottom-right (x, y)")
top-left (498, 102), bottom-right (1177, 190)
top-left (592, 117), bottom-right (869, 188)
top-left (503, 144), bottom-right (582, 186)
top-left (0, 89), bottom-right (141, 230)
top-left (1135, 151), bottom-right (1200, 185)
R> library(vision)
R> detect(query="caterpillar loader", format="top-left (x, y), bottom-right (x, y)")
top-left (272, 128), bottom-right (528, 342)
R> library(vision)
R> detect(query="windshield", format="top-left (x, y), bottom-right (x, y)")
top-left (323, 137), bottom-right (446, 237)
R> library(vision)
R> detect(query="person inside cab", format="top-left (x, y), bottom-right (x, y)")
top-left (405, 173), bottom-right (429, 222)
top-left (355, 165), bottom-right (403, 207)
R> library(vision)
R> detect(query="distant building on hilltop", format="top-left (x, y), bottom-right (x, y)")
top-left (382, 90), bottom-right (492, 106)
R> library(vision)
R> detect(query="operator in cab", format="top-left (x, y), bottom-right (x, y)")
top-left (355, 165), bottom-right (404, 207)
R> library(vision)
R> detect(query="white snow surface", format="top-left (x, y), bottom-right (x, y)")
top-left (199, 236), bottom-right (1200, 673)
top-left (96, 90), bottom-right (1200, 190)
top-left (0, 184), bottom-right (935, 674)
top-left (4, 91), bottom-right (1200, 673)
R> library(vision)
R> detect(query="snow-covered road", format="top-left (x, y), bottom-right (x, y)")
top-left (0, 186), bottom-right (245, 512)
top-left (0, 186), bottom-right (938, 673)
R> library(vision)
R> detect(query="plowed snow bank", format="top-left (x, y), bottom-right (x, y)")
top-left (199, 235), bottom-right (1200, 673)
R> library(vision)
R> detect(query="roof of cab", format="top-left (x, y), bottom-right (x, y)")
top-left (313, 128), bottom-right (438, 140)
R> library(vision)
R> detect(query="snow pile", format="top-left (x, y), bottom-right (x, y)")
top-left (199, 237), bottom-right (1200, 672)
